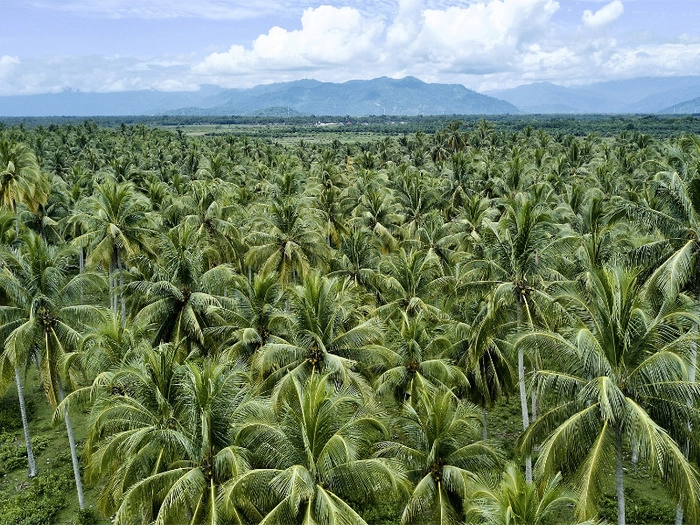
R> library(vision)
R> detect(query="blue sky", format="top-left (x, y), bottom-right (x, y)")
top-left (1, 0), bottom-right (698, 95)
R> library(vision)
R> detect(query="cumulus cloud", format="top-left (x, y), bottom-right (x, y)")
top-left (582, 0), bottom-right (624, 28)
top-left (0, 56), bottom-right (20, 80)
top-left (195, 0), bottom-right (561, 85)
top-left (6, 0), bottom-right (700, 94)
top-left (194, 5), bottom-right (384, 83)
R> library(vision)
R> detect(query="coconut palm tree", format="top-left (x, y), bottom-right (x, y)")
top-left (374, 247), bottom-right (444, 321)
top-left (225, 374), bottom-right (404, 524)
top-left (375, 312), bottom-right (468, 404)
top-left (0, 232), bottom-right (106, 508)
top-left (378, 386), bottom-right (500, 525)
top-left (0, 138), bottom-right (50, 227)
top-left (246, 199), bottom-right (326, 287)
top-left (466, 463), bottom-right (598, 525)
top-left (519, 265), bottom-right (700, 525)
top-left (461, 192), bottom-right (567, 481)
top-left (253, 273), bottom-right (385, 395)
top-left (70, 177), bottom-right (156, 324)
top-left (206, 271), bottom-right (289, 361)
top-left (83, 345), bottom-right (250, 525)
top-left (131, 224), bottom-right (237, 354)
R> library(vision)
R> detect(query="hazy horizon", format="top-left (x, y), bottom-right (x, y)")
top-left (2, 0), bottom-right (699, 96)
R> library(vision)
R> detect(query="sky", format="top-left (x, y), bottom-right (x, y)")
top-left (0, 0), bottom-right (698, 95)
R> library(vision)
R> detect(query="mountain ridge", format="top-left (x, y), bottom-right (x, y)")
top-left (1, 76), bottom-right (699, 117)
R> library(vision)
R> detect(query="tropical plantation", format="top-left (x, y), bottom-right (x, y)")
top-left (2, 118), bottom-right (700, 525)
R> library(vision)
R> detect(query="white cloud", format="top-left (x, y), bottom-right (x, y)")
top-left (195, 0), bottom-right (561, 85)
top-left (193, 5), bottom-right (384, 84)
top-left (0, 55), bottom-right (197, 96)
top-left (4, 0), bottom-right (700, 95)
top-left (0, 56), bottom-right (20, 81)
top-left (582, 0), bottom-right (624, 28)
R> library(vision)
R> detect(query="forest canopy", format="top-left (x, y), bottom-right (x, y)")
top-left (1, 116), bottom-right (700, 525)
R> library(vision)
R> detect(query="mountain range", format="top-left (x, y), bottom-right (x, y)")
top-left (487, 76), bottom-right (700, 114)
top-left (0, 76), bottom-right (698, 117)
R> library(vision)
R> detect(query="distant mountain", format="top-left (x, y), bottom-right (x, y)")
top-left (661, 97), bottom-right (700, 114)
top-left (488, 76), bottom-right (700, 114)
top-left (486, 82), bottom-right (613, 113)
top-left (3, 75), bottom-right (699, 117)
top-left (168, 77), bottom-right (518, 116)
top-left (0, 77), bottom-right (517, 117)
top-left (0, 85), bottom-right (226, 117)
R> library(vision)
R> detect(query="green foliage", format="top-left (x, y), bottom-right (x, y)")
top-left (76, 508), bottom-right (100, 525)
top-left (598, 488), bottom-right (675, 524)
top-left (0, 396), bottom-right (33, 432)
top-left (0, 473), bottom-right (73, 525)
top-left (2, 118), bottom-right (700, 525)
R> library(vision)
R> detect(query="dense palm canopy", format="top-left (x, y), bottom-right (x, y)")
top-left (3, 120), bottom-right (700, 525)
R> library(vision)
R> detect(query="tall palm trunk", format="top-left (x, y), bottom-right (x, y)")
top-left (517, 297), bottom-right (532, 482)
top-left (117, 245), bottom-right (126, 328)
top-left (616, 428), bottom-right (626, 525)
top-left (58, 378), bottom-right (85, 510)
top-left (675, 323), bottom-right (697, 525)
top-left (109, 258), bottom-right (116, 312)
top-left (15, 367), bottom-right (38, 478)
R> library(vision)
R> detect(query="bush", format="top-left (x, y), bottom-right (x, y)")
top-left (76, 508), bottom-right (99, 525)
top-left (0, 432), bottom-right (27, 474)
top-left (0, 396), bottom-right (34, 433)
top-left (598, 488), bottom-right (675, 524)
top-left (0, 473), bottom-right (72, 525)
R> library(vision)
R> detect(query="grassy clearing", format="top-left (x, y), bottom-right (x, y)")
top-left (0, 369), bottom-right (107, 525)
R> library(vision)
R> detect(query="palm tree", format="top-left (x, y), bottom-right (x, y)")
top-left (206, 271), bottom-right (288, 361)
top-left (462, 192), bottom-right (566, 481)
top-left (466, 463), bottom-right (598, 525)
top-left (519, 265), bottom-right (700, 525)
top-left (0, 138), bottom-right (50, 228)
top-left (225, 374), bottom-right (404, 524)
top-left (70, 177), bottom-right (155, 324)
top-left (83, 346), bottom-right (250, 524)
top-left (131, 224), bottom-right (237, 354)
top-left (253, 273), bottom-right (385, 394)
top-left (246, 199), bottom-right (326, 287)
top-left (378, 386), bottom-right (500, 525)
top-left (0, 347), bottom-right (38, 478)
top-left (375, 312), bottom-right (468, 404)
top-left (0, 232), bottom-right (106, 509)
top-left (374, 248), bottom-right (444, 321)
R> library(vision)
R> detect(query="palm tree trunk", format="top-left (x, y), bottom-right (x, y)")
top-left (517, 298), bottom-right (532, 482)
top-left (675, 324), bottom-right (697, 525)
top-left (117, 245), bottom-right (126, 328)
top-left (481, 407), bottom-right (488, 441)
top-left (109, 258), bottom-right (116, 312)
top-left (616, 429), bottom-right (626, 525)
top-left (58, 379), bottom-right (85, 510)
top-left (15, 367), bottom-right (38, 478)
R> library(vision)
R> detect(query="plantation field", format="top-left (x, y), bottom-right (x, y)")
top-left (1, 116), bottom-right (700, 524)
